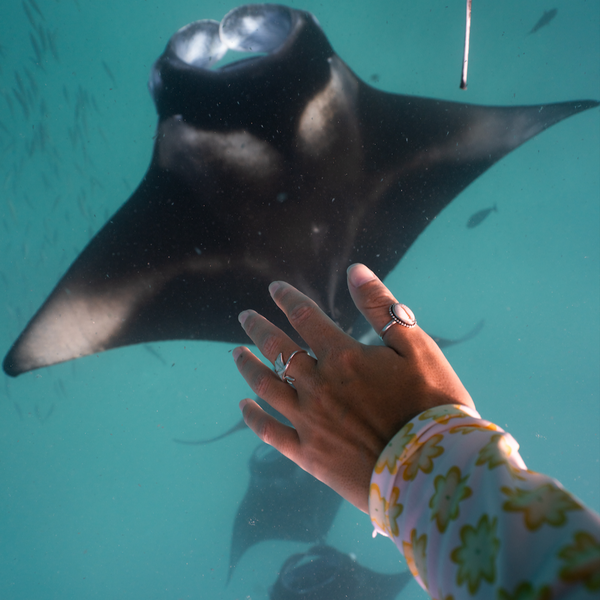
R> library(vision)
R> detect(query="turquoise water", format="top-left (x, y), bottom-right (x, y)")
top-left (0, 1), bottom-right (598, 599)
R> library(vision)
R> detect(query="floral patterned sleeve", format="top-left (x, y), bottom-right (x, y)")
top-left (369, 404), bottom-right (600, 599)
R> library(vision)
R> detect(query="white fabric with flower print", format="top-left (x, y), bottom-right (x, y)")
top-left (369, 404), bottom-right (600, 599)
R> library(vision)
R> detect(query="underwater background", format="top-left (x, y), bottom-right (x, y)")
top-left (0, 0), bottom-right (598, 598)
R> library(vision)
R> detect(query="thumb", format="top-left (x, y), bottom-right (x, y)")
top-left (346, 264), bottom-right (421, 355)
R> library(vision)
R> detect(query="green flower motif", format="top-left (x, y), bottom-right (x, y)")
top-left (374, 423), bottom-right (415, 475)
top-left (557, 530), bottom-right (600, 592)
top-left (429, 466), bottom-right (472, 533)
top-left (369, 484), bottom-right (404, 538)
top-left (403, 529), bottom-right (429, 590)
top-left (386, 486), bottom-right (403, 537)
top-left (402, 434), bottom-right (445, 481)
top-left (497, 582), bottom-right (551, 600)
top-left (476, 434), bottom-right (526, 480)
top-left (450, 514), bottom-right (499, 594)
top-left (501, 483), bottom-right (581, 531)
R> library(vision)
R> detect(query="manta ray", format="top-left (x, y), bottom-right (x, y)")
top-left (3, 3), bottom-right (598, 377)
top-left (269, 545), bottom-right (412, 600)
top-left (228, 443), bottom-right (342, 581)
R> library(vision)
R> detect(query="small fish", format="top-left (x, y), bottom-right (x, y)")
top-left (35, 23), bottom-right (48, 53)
top-left (467, 204), bottom-right (498, 228)
top-left (1, 91), bottom-right (15, 117)
top-left (21, 1), bottom-right (36, 28)
top-left (143, 344), bottom-right (167, 365)
top-left (23, 67), bottom-right (39, 98)
top-left (529, 9), bottom-right (557, 35)
top-left (14, 71), bottom-right (26, 96)
top-left (27, 0), bottom-right (45, 21)
top-left (101, 61), bottom-right (117, 86)
top-left (77, 190), bottom-right (88, 218)
top-left (12, 87), bottom-right (30, 119)
top-left (47, 28), bottom-right (59, 62)
top-left (57, 379), bottom-right (67, 398)
top-left (91, 95), bottom-right (100, 114)
top-left (29, 32), bottom-right (42, 62)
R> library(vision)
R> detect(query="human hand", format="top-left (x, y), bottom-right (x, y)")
top-left (232, 264), bottom-right (475, 513)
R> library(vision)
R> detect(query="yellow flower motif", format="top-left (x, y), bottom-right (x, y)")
top-left (450, 514), bottom-right (499, 594)
top-left (449, 422), bottom-right (500, 436)
top-left (374, 423), bottom-right (416, 475)
top-left (369, 483), bottom-right (389, 535)
top-left (402, 434), bottom-right (445, 481)
top-left (369, 484), bottom-right (404, 538)
top-left (403, 529), bottom-right (429, 590)
top-left (501, 483), bottom-right (582, 531)
top-left (557, 530), bottom-right (600, 592)
top-left (497, 582), bottom-right (552, 600)
top-left (387, 486), bottom-right (404, 537)
top-left (429, 466), bottom-right (472, 533)
top-left (475, 433), bottom-right (526, 480)
top-left (419, 404), bottom-right (471, 425)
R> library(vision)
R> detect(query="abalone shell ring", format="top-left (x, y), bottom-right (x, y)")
top-left (274, 350), bottom-right (307, 386)
top-left (379, 303), bottom-right (417, 339)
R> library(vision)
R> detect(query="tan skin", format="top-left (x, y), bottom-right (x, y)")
top-left (232, 263), bottom-right (476, 514)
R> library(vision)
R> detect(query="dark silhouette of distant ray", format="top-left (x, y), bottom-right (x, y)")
top-left (228, 445), bottom-right (342, 582)
top-left (3, 4), bottom-right (598, 377)
top-left (269, 545), bottom-right (412, 599)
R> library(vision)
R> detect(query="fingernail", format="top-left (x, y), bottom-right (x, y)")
top-left (268, 281), bottom-right (281, 298)
top-left (348, 264), bottom-right (377, 288)
top-left (232, 347), bottom-right (243, 361)
top-left (238, 310), bottom-right (250, 326)
top-left (239, 398), bottom-right (248, 412)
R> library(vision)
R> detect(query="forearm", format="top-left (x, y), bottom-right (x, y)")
top-left (369, 404), bottom-right (600, 599)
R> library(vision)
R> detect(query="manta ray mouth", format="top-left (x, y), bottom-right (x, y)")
top-left (149, 4), bottom-right (298, 97)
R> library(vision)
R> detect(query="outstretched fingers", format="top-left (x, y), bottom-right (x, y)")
top-left (232, 345), bottom-right (297, 416)
top-left (267, 281), bottom-right (351, 358)
top-left (239, 397), bottom-right (301, 459)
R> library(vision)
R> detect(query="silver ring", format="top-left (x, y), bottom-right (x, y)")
top-left (379, 303), bottom-right (417, 339)
top-left (274, 350), bottom-right (307, 386)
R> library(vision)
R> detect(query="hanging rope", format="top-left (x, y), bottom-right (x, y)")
top-left (460, 0), bottom-right (472, 89)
